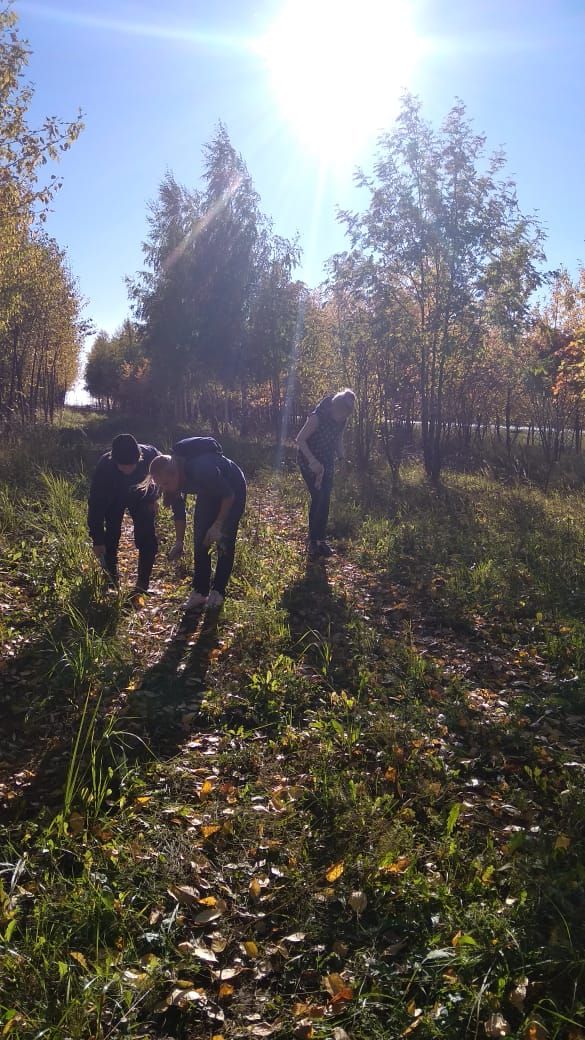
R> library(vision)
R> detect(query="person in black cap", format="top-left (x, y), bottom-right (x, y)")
top-left (87, 434), bottom-right (185, 597)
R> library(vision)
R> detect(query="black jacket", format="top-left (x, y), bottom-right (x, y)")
top-left (87, 443), bottom-right (159, 544)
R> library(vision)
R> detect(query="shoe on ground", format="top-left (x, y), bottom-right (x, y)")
top-left (317, 541), bottom-right (335, 557)
top-left (184, 590), bottom-right (208, 612)
top-left (206, 590), bottom-right (224, 611)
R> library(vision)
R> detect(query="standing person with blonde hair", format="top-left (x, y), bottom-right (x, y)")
top-left (148, 437), bottom-right (246, 612)
top-left (296, 388), bottom-right (356, 558)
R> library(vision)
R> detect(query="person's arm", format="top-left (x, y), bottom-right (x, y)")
top-left (296, 413), bottom-right (319, 465)
top-left (203, 493), bottom-right (235, 548)
top-left (189, 459), bottom-right (237, 548)
top-left (296, 413), bottom-right (325, 487)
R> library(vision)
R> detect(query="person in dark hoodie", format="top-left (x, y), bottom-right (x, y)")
top-left (148, 441), bottom-right (246, 612)
top-left (88, 433), bottom-right (186, 597)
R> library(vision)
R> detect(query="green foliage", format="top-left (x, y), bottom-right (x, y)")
top-left (84, 321), bottom-right (151, 413)
top-left (336, 93), bottom-right (545, 481)
top-left (0, 6), bottom-right (84, 426)
top-left (126, 126), bottom-right (303, 426)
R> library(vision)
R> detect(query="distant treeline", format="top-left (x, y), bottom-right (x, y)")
top-left (86, 101), bottom-right (585, 482)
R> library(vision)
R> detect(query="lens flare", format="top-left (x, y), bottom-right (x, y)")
top-left (261, 0), bottom-right (419, 164)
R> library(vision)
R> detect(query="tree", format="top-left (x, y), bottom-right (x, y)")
top-left (0, 4), bottom-right (84, 425)
top-left (338, 94), bottom-right (545, 481)
top-left (85, 332), bottom-right (122, 411)
top-left (85, 321), bottom-right (149, 413)
top-left (129, 125), bottom-right (302, 427)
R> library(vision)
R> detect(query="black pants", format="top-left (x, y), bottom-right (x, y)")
top-left (192, 492), bottom-right (246, 596)
top-left (300, 461), bottom-right (334, 543)
top-left (103, 496), bottom-right (158, 589)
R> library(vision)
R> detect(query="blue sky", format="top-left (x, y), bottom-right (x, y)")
top-left (17, 0), bottom-right (585, 343)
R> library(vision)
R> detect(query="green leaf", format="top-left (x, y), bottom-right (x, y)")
top-left (4, 919), bottom-right (17, 942)
top-left (446, 802), bottom-right (462, 838)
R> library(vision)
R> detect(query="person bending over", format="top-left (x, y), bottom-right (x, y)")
top-left (296, 388), bottom-right (355, 558)
top-left (149, 438), bottom-right (246, 612)
top-left (88, 433), bottom-right (183, 596)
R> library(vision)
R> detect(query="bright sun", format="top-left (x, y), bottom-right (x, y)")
top-left (261, 0), bottom-right (418, 164)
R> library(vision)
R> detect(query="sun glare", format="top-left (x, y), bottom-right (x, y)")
top-left (261, 0), bottom-right (418, 164)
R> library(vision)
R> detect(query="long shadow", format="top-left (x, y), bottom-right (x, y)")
top-left (280, 557), bottom-right (359, 688)
top-left (122, 609), bottom-right (222, 758)
top-left (0, 589), bottom-right (221, 819)
top-left (0, 579), bottom-right (133, 820)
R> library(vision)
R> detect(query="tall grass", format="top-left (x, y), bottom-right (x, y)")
top-left (329, 463), bottom-right (585, 621)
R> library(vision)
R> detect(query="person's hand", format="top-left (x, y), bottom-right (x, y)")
top-left (203, 522), bottom-right (223, 549)
top-left (309, 458), bottom-right (324, 489)
top-left (93, 544), bottom-right (106, 561)
top-left (167, 541), bottom-right (184, 562)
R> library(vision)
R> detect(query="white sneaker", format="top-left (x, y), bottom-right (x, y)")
top-left (206, 590), bottom-right (224, 611)
top-left (184, 590), bottom-right (208, 611)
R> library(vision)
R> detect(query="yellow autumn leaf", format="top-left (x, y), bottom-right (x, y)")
top-left (200, 824), bottom-right (222, 839)
top-left (244, 940), bottom-right (259, 957)
top-left (218, 982), bottom-right (234, 999)
top-left (249, 878), bottom-right (262, 900)
top-left (2, 1012), bottom-right (27, 1036)
top-left (379, 855), bottom-right (411, 875)
top-left (200, 779), bottom-right (214, 798)
top-left (322, 972), bottom-right (352, 998)
top-left (325, 862), bottom-right (344, 883)
top-left (554, 834), bottom-right (571, 851)
top-left (384, 766), bottom-right (397, 782)
top-left (70, 951), bottom-right (89, 970)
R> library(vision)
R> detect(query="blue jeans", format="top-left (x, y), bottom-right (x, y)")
top-left (299, 461), bottom-right (334, 543)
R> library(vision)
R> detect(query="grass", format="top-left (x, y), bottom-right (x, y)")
top-left (1, 427), bottom-right (585, 1038)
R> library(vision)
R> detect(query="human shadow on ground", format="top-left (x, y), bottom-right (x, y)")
top-left (122, 608), bottom-right (222, 758)
top-left (0, 577), bottom-right (134, 819)
top-left (280, 556), bottom-right (360, 689)
top-left (0, 596), bottom-right (221, 820)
